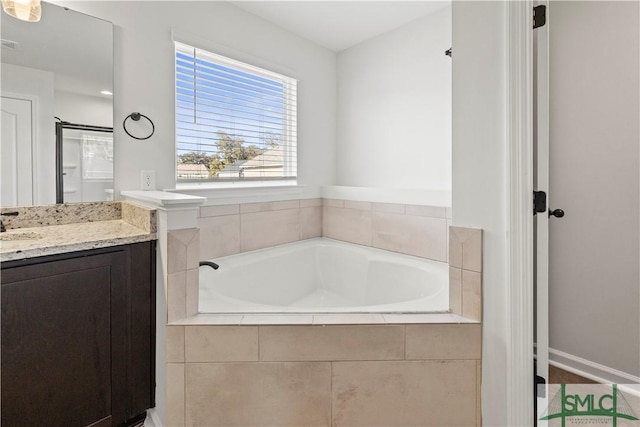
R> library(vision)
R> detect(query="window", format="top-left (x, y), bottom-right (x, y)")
top-left (175, 42), bottom-right (297, 184)
top-left (82, 132), bottom-right (113, 180)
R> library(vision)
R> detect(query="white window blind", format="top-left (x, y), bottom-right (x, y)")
top-left (175, 42), bottom-right (297, 183)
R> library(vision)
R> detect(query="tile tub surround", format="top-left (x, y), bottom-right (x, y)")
top-left (198, 198), bottom-right (322, 260)
top-left (322, 199), bottom-right (451, 262)
top-left (164, 202), bottom-right (485, 426)
top-left (167, 228), bottom-right (200, 322)
top-left (166, 323), bottom-right (482, 427)
top-left (449, 226), bottom-right (483, 322)
top-left (197, 197), bottom-right (451, 262)
top-left (0, 201), bottom-right (157, 261)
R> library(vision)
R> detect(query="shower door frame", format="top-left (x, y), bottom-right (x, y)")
top-left (55, 120), bottom-right (114, 204)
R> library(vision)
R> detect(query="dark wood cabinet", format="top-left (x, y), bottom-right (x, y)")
top-left (1, 241), bottom-right (156, 427)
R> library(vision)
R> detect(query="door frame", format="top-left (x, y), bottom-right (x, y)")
top-left (506, 0), bottom-right (535, 424)
top-left (0, 90), bottom-right (40, 205)
top-left (1, 91), bottom-right (40, 204)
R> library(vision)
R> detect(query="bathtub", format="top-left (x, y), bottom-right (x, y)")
top-left (199, 238), bottom-right (449, 313)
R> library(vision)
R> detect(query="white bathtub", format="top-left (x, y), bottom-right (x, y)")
top-left (199, 238), bottom-right (449, 314)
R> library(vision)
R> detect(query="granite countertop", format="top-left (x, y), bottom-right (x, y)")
top-left (0, 201), bottom-right (156, 262)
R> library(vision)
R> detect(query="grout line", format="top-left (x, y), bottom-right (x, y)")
top-left (330, 361), bottom-right (334, 426)
top-left (182, 362), bottom-right (186, 427)
top-left (257, 325), bottom-right (261, 361)
top-left (182, 325), bottom-right (186, 363)
top-left (403, 325), bottom-right (407, 360)
top-left (237, 211), bottom-right (243, 253)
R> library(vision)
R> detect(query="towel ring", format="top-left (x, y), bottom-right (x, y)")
top-left (123, 112), bottom-right (155, 140)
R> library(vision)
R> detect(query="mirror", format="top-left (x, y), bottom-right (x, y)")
top-left (1, 1), bottom-right (113, 207)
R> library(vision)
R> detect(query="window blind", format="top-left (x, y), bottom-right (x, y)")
top-left (175, 42), bottom-right (297, 182)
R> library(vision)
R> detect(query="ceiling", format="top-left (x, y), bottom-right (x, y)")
top-left (1, 2), bottom-right (112, 97)
top-left (230, 1), bottom-right (450, 52)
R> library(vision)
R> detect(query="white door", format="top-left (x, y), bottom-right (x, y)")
top-left (534, 0), bottom-right (550, 420)
top-left (1, 96), bottom-right (34, 207)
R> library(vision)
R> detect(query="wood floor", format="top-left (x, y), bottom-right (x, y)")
top-left (548, 365), bottom-right (596, 384)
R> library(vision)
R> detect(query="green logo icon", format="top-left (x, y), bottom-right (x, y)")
top-left (540, 384), bottom-right (639, 426)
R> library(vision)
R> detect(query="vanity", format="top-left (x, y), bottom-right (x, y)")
top-left (1, 1), bottom-right (157, 424)
top-left (0, 201), bottom-right (157, 427)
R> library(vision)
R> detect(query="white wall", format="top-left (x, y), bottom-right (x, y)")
top-left (54, 91), bottom-right (113, 128)
top-left (549, 1), bottom-right (640, 377)
top-left (58, 1), bottom-right (337, 196)
top-left (1, 63), bottom-right (56, 205)
top-left (452, 2), bottom-right (509, 425)
top-left (53, 1), bottom-right (337, 423)
top-left (336, 6), bottom-right (451, 191)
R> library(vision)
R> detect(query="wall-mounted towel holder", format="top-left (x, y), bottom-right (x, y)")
top-left (123, 112), bottom-right (155, 140)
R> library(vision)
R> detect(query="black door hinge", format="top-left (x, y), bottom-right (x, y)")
top-left (533, 191), bottom-right (547, 215)
top-left (533, 5), bottom-right (546, 29)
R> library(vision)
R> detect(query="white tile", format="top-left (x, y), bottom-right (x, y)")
top-left (260, 325), bottom-right (404, 361)
top-left (313, 314), bottom-right (386, 325)
top-left (185, 326), bottom-right (258, 362)
top-left (372, 212), bottom-right (447, 261)
top-left (240, 314), bottom-right (314, 325)
top-left (166, 363), bottom-right (185, 427)
top-left (344, 200), bottom-right (372, 211)
top-left (185, 362), bottom-right (331, 426)
top-left (170, 314), bottom-right (244, 325)
top-left (449, 267), bottom-right (463, 315)
top-left (167, 271), bottom-right (186, 323)
top-left (198, 214), bottom-right (240, 260)
top-left (185, 230), bottom-right (199, 270)
top-left (405, 205), bottom-right (447, 218)
top-left (462, 270), bottom-right (482, 321)
top-left (185, 268), bottom-right (199, 318)
top-left (167, 232), bottom-right (187, 274)
top-left (166, 326), bottom-right (185, 363)
top-left (383, 313), bottom-right (458, 324)
top-left (451, 314), bottom-right (481, 324)
top-left (323, 206), bottom-right (372, 246)
top-left (405, 324), bottom-right (482, 360)
top-left (300, 206), bottom-right (322, 239)
top-left (446, 207), bottom-right (453, 219)
top-left (446, 219), bottom-right (452, 263)
top-left (449, 226), bottom-right (463, 269)
top-left (462, 228), bottom-right (483, 272)
top-left (240, 209), bottom-right (300, 252)
top-left (372, 202), bottom-right (405, 214)
top-left (332, 361), bottom-right (476, 426)
top-left (200, 204), bottom-right (240, 217)
top-left (323, 198), bottom-right (344, 208)
top-left (450, 226), bottom-right (483, 272)
top-left (300, 198), bottom-right (322, 208)
top-left (240, 200), bottom-right (300, 213)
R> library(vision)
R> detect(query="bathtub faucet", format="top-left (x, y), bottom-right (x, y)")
top-left (199, 261), bottom-right (219, 270)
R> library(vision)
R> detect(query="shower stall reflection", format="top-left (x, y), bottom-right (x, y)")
top-left (55, 120), bottom-right (114, 203)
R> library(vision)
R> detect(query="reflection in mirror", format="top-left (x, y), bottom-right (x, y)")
top-left (1, 1), bottom-right (113, 207)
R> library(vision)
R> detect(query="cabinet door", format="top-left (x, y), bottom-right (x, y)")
top-left (1, 251), bottom-right (127, 427)
top-left (127, 241), bottom-right (156, 416)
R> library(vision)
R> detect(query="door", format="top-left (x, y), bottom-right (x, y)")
top-left (534, 0), bottom-right (550, 418)
top-left (1, 96), bottom-right (33, 207)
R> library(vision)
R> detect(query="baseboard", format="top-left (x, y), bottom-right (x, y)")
top-left (144, 408), bottom-right (163, 427)
top-left (549, 347), bottom-right (640, 395)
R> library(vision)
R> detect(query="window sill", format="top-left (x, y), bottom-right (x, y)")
top-left (166, 182), bottom-right (320, 205)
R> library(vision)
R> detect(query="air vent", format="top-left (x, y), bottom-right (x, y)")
top-left (1, 39), bottom-right (20, 50)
